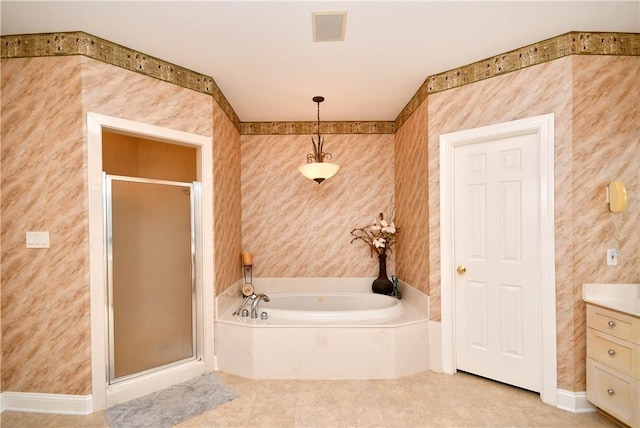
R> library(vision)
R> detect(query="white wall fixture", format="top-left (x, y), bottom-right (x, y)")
top-left (312, 11), bottom-right (347, 42)
top-left (25, 231), bottom-right (50, 248)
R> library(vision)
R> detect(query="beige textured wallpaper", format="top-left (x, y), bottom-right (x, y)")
top-left (427, 57), bottom-right (576, 390)
top-left (394, 101), bottom-right (430, 294)
top-left (1, 56), bottom-right (89, 394)
top-left (1, 55), bottom-right (213, 394)
top-left (213, 101), bottom-right (243, 295)
top-left (394, 55), bottom-right (639, 392)
top-left (1, 31), bottom-right (638, 398)
top-left (241, 134), bottom-right (395, 279)
top-left (569, 55), bottom-right (639, 390)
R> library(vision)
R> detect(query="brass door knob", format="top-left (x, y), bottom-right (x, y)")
top-left (456, 266), bottom-right (467, 274)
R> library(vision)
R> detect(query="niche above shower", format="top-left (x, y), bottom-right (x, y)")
top-left (102, 130), bottom-right (196, 182)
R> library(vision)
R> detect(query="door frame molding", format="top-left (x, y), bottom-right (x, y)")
top-left (87, 112), bottom-right (214, 410)
top-left (439, 114), bottom-right (557, 405)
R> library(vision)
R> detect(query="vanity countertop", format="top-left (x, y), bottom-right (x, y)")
top-left (583, 283), bottom-right (640, 317)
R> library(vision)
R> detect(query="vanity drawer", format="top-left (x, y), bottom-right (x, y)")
top-left (587, 358), bottom-right (639, 427)
top-left (587, 304), bottom-right (640, 344)
top-left (588, 328), bottom-right (640, 379)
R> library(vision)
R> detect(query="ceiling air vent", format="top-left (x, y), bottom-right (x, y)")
top-left (312, 11), bottom-right (347, 42)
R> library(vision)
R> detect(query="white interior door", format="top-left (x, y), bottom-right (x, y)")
top-left (453, 131), bottom-right (541, 392)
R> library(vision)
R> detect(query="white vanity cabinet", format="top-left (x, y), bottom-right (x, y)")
top-left (586, 303), bottom-right (640, 427)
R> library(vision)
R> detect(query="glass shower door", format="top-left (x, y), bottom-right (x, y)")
top-left (105, 175), bottom-right (197, 383)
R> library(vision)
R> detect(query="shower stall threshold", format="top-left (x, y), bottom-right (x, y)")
top-left (106, 360), bottom-right (205, 407)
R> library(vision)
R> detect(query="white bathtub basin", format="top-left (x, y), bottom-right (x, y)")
top-left (259, 291), bottom-right (404, 321)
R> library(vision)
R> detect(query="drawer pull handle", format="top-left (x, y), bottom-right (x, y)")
top-left (607, 389), bottom-right (615, 396)
top-left (608, 349), bottom-right (616, 356)
top-left (607, 320), bottom-right (616, 327)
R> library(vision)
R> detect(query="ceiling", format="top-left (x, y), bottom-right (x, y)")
top-left (2, 1), bottom-right (639, 122)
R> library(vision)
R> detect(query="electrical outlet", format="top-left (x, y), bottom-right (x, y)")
top-left (606, 249), bottom-right (619, 266)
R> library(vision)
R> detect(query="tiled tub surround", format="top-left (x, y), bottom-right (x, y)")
top-left (215, 278), bottom-right (429, 379)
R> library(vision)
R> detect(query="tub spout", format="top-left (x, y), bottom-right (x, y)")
top-left (251, 294), bottom-right (270, 319)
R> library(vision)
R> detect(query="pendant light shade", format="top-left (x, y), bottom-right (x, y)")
top-left (299, 162), bottom-right (340, 184)
top-left (300, 96), bottom-right (339, 184)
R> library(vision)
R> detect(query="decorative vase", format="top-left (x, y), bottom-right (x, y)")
top-left (372, 252), bottom-right (393, 295)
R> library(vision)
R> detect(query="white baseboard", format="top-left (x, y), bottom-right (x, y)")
top-left (1, 391), bottom-right (93, 415)
top-left (428, 320), bottom-right (442, 373)
top-left (0, 389), bottom-right (593, 416)
top-left (556, 389), bottom-right (597, 413)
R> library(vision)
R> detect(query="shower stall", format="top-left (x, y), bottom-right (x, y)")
top-left (104, 175), bottom-right (200, 384)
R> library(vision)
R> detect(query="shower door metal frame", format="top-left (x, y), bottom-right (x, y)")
top-left (104, 174), bottom-right (200, 385)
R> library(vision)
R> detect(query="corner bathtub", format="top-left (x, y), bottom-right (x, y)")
top-left (215, 285), bottom-right (429, 379)
top-left (259, 291), bottom-right (404, 321)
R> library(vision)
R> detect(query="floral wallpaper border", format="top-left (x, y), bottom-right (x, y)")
top-left (1, 31), bottom-right (240, 132)
top-left (395, 31), bottom-right (640, 129)
top-left (241, 121), bottom-right (395, 135)
top-left (2, 31), bottom-right (638, 135)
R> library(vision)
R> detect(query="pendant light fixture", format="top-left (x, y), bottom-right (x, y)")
top-left (299, 96), bottom-right (340, 184)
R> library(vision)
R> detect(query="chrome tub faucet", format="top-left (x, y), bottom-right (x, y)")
top-left (251, 293), bottom-right (270, 319)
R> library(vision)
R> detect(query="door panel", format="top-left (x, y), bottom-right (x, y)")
top-left (500, 284), bottom-right (523, 357)
top-left (468, 281), bottom-right (488, 350)
top-left (500, 181), bottom-right (521, 262)
top-left (454, 132), bottom-right (541, 392)
top-left (106, 176), bottom-right (196, 382)
top-left (468, 184), bottom-right (487, 259)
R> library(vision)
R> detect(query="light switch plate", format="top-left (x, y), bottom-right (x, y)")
top-left (26, 231), bottom-right (50, 248)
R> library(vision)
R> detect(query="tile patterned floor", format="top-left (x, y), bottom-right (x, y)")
top-left (1, 371), bottom-right (621, 427)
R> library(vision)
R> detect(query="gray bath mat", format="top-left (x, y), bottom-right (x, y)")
top-left (105, 372), bottom-right (239, 428)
